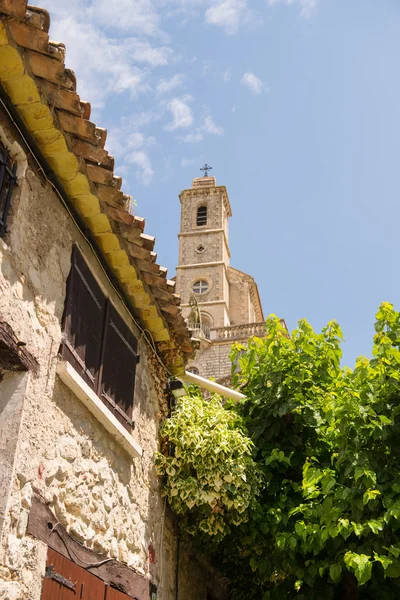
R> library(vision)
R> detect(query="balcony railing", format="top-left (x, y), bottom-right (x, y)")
top-left (211, 322), bottom-right (267, 341)
top-left (188, 322), bottom-right (211, 340)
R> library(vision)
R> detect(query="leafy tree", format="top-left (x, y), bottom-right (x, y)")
top-left (158, 303), bottom-right (400, 599)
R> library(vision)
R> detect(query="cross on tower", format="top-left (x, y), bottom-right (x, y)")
top-left (200, 164), bottom-right (212, 177)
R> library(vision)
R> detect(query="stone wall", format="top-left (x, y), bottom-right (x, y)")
top-left (187, 341), bottom-right (234, 380)
top-left (179, 230), bottom-right (226, 266)
top-left (177, 263), bottom-right (229, 329)
top-left (176, 181), bottom-right (232, 331)
top-left (0, 114), bottom-right (223, 600)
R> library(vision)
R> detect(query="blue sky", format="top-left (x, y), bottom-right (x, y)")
top-left (41, 0), bottom-right (400, 367)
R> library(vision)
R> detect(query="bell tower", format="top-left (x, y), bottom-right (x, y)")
top-left (175, 169), bottom-right (232, 331)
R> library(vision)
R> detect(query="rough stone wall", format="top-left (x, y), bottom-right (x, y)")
top-left (176, 183), bottom-right (233, 335)
top-left (179, 231), bottom-right (225, 266)
top-left (179, 188), bottom-right (224, 235)
top-left (0, 118), bottom-right (216, 600)
top-left (229, 279), bottom-right (251, 326)
top-left (0, 372), bottom-right (27, 548)
top-left (177, 264), bottom-right (228, 329)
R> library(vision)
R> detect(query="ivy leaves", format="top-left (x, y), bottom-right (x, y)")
top-left (156, 393), bottom-right (260, 539)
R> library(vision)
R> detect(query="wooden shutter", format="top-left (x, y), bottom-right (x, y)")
top-left (61, 247), bottom-right (106, 390)
top-left (99, 303), bottom-right (138, 430)
top-left (41, 548), bottom-right (140, 600)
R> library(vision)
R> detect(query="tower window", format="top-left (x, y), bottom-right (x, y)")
top-left (196, 205), bottom-right (207, 226)
top-left (196, 244), bottom-right (206, 253)
top-left (192, 280), bottom-right (209, 295)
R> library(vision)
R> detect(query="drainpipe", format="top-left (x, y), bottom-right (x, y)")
top-left (181, 371), bottom-right (246, 402)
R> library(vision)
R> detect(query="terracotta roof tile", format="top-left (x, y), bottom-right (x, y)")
top-left (0, 0), bottom-right (193, 373)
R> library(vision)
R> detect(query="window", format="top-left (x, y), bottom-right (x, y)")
top-left (196, 205), bottom-right (207, 226)
top-left (200, 313), bottom-right (212, 339)
top-left (61, 247), bottom-right (138, 431)
top-left (0, 141), bottom-right (17, 237)
top-left (192, 280), bottom-right (209, 295)
top-left (187, 366), bottom-right (199, 375)
top-left (196, 244), bottom-right (206, 253)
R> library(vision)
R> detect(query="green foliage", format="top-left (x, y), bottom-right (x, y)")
top-left (158, 302), bottom-right (400, 599)
top-left (155, 389), bottom-right (260, 538)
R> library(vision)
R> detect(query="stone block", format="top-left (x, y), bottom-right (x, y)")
top-left (27, 51), bottom-right (74, 89)
top-left (56, 110), bottom-right (97, 143)
top-left (43, 81), bottom-right (82, 115)
top-left (0, 0), bottom-right (27, 19)
top-left (86, 164), bottom-right (114, 185)
top-left (7, 20), bottom-right (50, 55)
top-left (71, 138), bottom-right (114, 169)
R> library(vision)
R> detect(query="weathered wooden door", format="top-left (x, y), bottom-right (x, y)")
top-left (41, 548), bottom-right (134, 600)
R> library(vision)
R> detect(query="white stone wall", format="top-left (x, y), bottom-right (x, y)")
top-left (0, 118), bottom-right (184, 600)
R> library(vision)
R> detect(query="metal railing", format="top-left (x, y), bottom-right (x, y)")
top-left (188, 322), bottom-right (211, 340)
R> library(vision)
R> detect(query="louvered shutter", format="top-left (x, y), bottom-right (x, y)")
top-left (99, 303), bottom-right (138, 430)
top-left (61, 247), bottom-right (106, 389)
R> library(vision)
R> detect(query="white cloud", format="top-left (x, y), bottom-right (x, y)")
top-left (267, 0), bottom-right (318, 18)
top-left (181, 113), bottom-right (223, 143)
top-left (181, 131), bottom-right (205, 143)
top-left (204, 115), bottom-right (223, 135)
top-left (222, 69), bottom-right (232, 83)
top-left (39, 15), bottom-right (158, 106)
top-left (107, 125), bottom-right (156, 157)
top-left (93, 0), bottom-right (161, 37)
top-left (241, 72), bottom-right (265, 94)
top-left (39, 0), bottom-right (174, 114)
top-left (299, 0), bottom-right (318, 17)
top-left (205, 0), bottom-right (249, 34)
top-left (165, 95), bottom-right (194, 130)
top-left (127, 151), bottom-right (154, 185)
top-left (156, 73), bottom-right (185, 95)
top-left (127, 39), bottom-right (173, 66)
top-left (105, 118), bottom-right (156, 185)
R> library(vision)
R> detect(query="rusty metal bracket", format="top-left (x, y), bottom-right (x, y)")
top-left (45, 564), bottom-right (76, 591)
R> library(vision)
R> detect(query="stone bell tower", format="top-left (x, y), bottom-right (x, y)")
top-left (175, 170), bottom-right (232, 333)
top-left (175, 169), bottom-right (270, 381)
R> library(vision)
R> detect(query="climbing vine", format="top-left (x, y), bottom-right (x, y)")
top-left (155, 389), bottom-right (259, 538)
top-left (158, 303), bottom-right (400, 599)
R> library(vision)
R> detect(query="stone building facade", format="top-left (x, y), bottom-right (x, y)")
top-left (176, 175), bottom-right (270, 381)
top-left (0, 3), bottom-right (227, 600)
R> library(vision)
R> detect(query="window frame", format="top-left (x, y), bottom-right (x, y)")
top-left (192, 279), bottom-right (209, 295)
top-left (61, 247), bottom-right (139, 431)
top-left (196, 205), bottom-right (207, 227)
top-left (0, 141), bottom-right (17, 238)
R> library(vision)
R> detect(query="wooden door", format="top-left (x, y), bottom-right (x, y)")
top-left (41, 548), bottom-right (134, 600)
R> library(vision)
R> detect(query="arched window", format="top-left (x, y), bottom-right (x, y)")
top-left (200, 313), bottom-right (212, 339)
top-left (192, 280), bottom-right (209, 295)
top-left (187, 366), bottom-right (199, 375)
top-left (200, 313), bottom-right (213, 327)
top-left (196, 205), bottom-right (207, 226)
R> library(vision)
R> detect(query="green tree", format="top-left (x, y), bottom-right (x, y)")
top-left (158, 303), bottom-right (400, 599)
